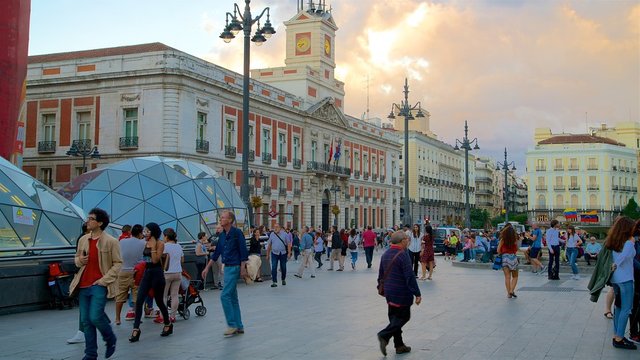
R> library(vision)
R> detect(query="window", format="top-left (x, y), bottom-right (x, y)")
top-left (555, 176), bottom-right (563, 186)
top-left (278, 204), bottom-right (285, 226)
top-left (537, 176), bottom-right (545, 185)
top-left (355, 152), bottom-right (361, 171)
top-left (364, 154), bottom-right (369, 172)
top-left (588, 176), bottom-right (596, 187)
top-left (569, 158), bottom-right (577, 170)
top-left (262, 128), bottom-right (271, 154)
top-left (197, 112), bottom-right (207, 140)
top-left (588, 158), bottom-right (597, 170)
top-left (123, 108), bottom-right (138, 138)
top-left (570, 176), bottom-right (578, 187)
top-left (344, 149), bottom-right (350, 168)
top-left (373, 157), bottom-right (377, 176)
top-left (536, 159), bottom-right (545, 170)
top-left (293, 205), bottom-right (299, 230)
top-left (226, 119), bottom-right (235, 147)
top-left (310, 206), bottom-right (315, 227)
top-left (570, 194), bottom-right (578, 208)
top-left (311, 141), bottom-right (317, 162)
top-left (294, 179), bottom-right (299, 190)
top-left (278, 133), bottom-right (286, 157)
top-left (42, 114), bottom-right (56, 142)
top-left (589, 194), bottom-right (597, 208)
top-left (75, 167), bottom-right (84, 177)
top-left (364, 208), bottom-right (368, 227)
top-left (555, 195), bottom-right (563, 208)
top-left (372, 209), bottom-right (376, 228)
top-left (537, 195), bottom-right (546, 208)
top-left (324, 144), bottom-right (329, 162)
top-left (40, 168), bottom-right (52, 187)
top-left (293, 137), bottom-right (300, 160)
top-left (226, 171), bottom-right (233, 182)
top-left (554, 158), bottom-right (562, 170)
top-left (279, 177), bottom-right (285, 190)
top-left (76, 111), bottom-right (91, 140)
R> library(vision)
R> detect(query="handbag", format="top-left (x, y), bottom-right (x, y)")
top-left (377, 251), bottom-right (403, 296)
top-left (492, 255), bottom-right (503, 270)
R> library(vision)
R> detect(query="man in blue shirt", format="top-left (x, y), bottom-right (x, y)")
top-left (583, 236), bottom-right (602, 266)
top-left (528, 223), bottom-right (544, 273)
top-left (202, 210), bottom-right (248, 337)
top-left (475, 232), bottom-right (490, 263)
top-left (266, 223), bottom-right (292, 287)
top-left (295, 226), bottom-right (316, 279)
top-left (546, 220), bottom-right (561, 280)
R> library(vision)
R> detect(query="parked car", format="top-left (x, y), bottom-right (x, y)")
top-left (433, 227), bottom-right (461, 254)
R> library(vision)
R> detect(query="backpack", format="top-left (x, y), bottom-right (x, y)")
top-left (348, 240), bottom-right (357, 250)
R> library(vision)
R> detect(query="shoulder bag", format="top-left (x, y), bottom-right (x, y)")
top-left (272, 231), bottom-right (290, 257)
top-left (377, 250), bottom-right (403, 296)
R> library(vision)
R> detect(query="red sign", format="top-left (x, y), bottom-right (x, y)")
top-left (268, 210), bottom-right (278, 218)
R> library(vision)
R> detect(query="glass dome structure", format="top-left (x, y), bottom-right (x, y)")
top-left (0, 156), bottom-right (86, 256)
top-left (58, 156), bottom-right (248, 242)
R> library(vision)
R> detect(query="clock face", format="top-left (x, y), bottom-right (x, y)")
top-left (296, 36), bottom-right (310, 52)
top-left (324, 38), bottom-right (331, 56)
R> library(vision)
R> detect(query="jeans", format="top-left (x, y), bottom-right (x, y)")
top-left (548, 245), bottom-right (560, 278)
top-left (631, 278), bottom-right (640, 337)
top-left (365, 246), bottom-right (374, 268)
top-left (314, 251), bottom-right (323, 268)
top-left (350, 251), bottom-right (358, 266)
top-left (566, 247), bottom-right (579, 275)
top-left (612, 280), bottom-right (634, 338)
top-left (220, 264), bottom-right (243, 329)
top-left (78, 285), bottom-right (116, 359)
top-left (270, 252), bottom-right (288, 282)
top-left (378, 305), bottom-right (411, 348)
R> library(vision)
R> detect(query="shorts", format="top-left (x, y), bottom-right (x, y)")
top-left (116, 270), bottom-right (137, 303)
top-left (502, 254), bottom-right (519, 271)
top-left (529, 247), bottom-right (541, 259)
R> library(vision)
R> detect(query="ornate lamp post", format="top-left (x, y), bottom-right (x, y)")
top-left (329, 184), bottom-right (341, 226)
top-left (496, 147), bottom-right (516, 222)
top-left (220, 0), bottom-right (276, 222)
top-left (387, 78), bottom-right (425, 226)
top-left (454, 121), bottom-right (479, 229)
top-left (66, 141), bottom-right (100, 174)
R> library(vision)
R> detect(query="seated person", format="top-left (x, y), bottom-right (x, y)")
top-left (461, 236), bottom-right (474, 262)
top-left (475, 233), bottom-right (490, 262)
top-left (583, 237), bottom-right (602, 265)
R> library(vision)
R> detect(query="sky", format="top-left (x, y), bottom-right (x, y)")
top-left (28, 0), bottom-right (640, 171)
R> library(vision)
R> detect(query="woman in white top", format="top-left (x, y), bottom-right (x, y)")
top-left (565, 226), bottom-right (582, 280)
top-left (408, 224), bottom-right (422, 277)
top-left (348, 228), bottom-right (360, 270)
top-left (162, 228), bottom-right (184, 323)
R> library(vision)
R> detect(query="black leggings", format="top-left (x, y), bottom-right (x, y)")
top-left (134, 266), bottom-right (169, 328)
top-left (409, 251), bottom-right (420, 276)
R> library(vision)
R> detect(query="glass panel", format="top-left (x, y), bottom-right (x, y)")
top-left (213, 182), bottom-right (231, 208)
top-left (140, 164), bottom-right (168, 185)
top-left (0, 210), bottom-right (25, 249)
top-left (95, 193), bottom-right (112, 216)
top-left (79, 190), bottom-right (110, 210)
top-left (113, 175), bottom-right (143, 200)
top-left (194, 184), bottom-right (215, 212)
top-left (172, 182), bottom-right (197, 207)
top-left (113, 202), bottom-right (144, 228)
top-left (0, 171), bottom-right (40, 208)
top-left (177, 214), bottom-right (200, 241)
top-left (33, 183), bottom-right (78, 216)
top-left (0, 205), bottom-right (40, 247)
top-left (132, 158), bottom-right (158, 172)
top-left (165, 164), bottom-right (191, 186)
top-left (139, 175), bottom-right (168, 200)
top-left (188, 162), bottom-right (213, 179)
top-left (105, 170), bottom-right (135, 191)
top-left (144, 203), bottom-right (174, 226)
top-left (33, 215), bottom-right (70, 247)
top-left (45, 212), bottom-right (84, 246)
top-left (159, 220), bottom-right (177, 234)
top-left (176, 221), bottom-right (195, 243)
top-left (84, 171), bottom-right (112, 191)
top-left (146, 189), bottom-right (176, 217)
top-left (172, 190), bottom-right (198, 219)
top-left (111, 193), bottom-right (143, 222)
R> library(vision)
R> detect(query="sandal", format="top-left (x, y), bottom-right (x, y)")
top-left (604, 311), bottom-right (613, 319)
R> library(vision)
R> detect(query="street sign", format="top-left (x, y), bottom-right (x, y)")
top-left (268, 210), bottom-right (278, 218)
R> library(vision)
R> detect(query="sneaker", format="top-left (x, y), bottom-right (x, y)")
top-left (337, 268), bottom-right (343, 271)
top-left (396, 345), bottom-right (412, 354)
top-left (271, 283), bottom-right (277, 287)
top-left (377, 335), bottom-right (388, 356)
top-left (67, 330), bottom-right (85, 344)
top-left (351, 263), bottom-right (355, 270)
top-left (310, 275), bottom-right (315, 278)
top-left (125, 310), bottom-right (135, 321)
top-left (612, 338), bottom-right (637, 350)
top-left (145, 309), bottom-right (158, 318)
top-left (236, 328), bottom-right (245, 334)
top-left (628, 336), bottom-right (640, 344)
top-left (282, 280), bottom-right (286, 286)
top-left (224, 328), bottom-right (239, 337)
top-left (294, 274), bottom-right (302, 278)
top-left (105, 338), bottom-right (116, 359)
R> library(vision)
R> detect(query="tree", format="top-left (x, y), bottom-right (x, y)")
top-left (622, 198), bottom-right (640, 220)
top-left (470, 208), bottom-right (489, 229)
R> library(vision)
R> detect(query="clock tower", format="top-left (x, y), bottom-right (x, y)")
top-left (252, 1), bottom-right (345, 110)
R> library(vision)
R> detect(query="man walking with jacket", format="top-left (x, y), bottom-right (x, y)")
top-left (377, 231), bottom-right (422, 356)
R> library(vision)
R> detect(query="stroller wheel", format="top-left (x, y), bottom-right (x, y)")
top-left (182, 308), bottom-right (191, 320)
top-left (195, 305), bottom-right (207, 317)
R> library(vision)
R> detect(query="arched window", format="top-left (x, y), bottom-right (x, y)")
top-left (570, 194), bottom-right (578, 208)
top-left (555, 194), bottom-right (564, 208)
top-left (589, 194), bottom-right (597, 208)
top-left (537, 195), bottom-right (546, 208)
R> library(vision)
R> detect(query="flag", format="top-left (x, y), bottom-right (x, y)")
top-left (328, 139), bottom-right (333, 164)
top-left (563, 208), bottom-right (577, 220)
top-left (580, 210), bottom-right (598, 223)
top-left (333, 140), bottom-right (341, 162)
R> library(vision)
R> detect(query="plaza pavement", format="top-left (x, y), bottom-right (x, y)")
top-left (0, 251), bottom-right (633, 360)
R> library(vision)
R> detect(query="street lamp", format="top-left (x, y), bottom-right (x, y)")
top-left (220, 0), bottom-right (276, 221)
top-left (387, 78), bottom-right (425, 226)
top-left (329, 185), bottom-right (341, 226)
top-left (496, 147), bottom-right (516, 222)
top-left (454, 120), bottom-right (480, 229)
top-left (66, 141), bottom-right (100, 173)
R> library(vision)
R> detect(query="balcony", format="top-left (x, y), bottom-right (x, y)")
top-left (625, 166), bottom-right (631, 172)
top-left (372, 197), bottom-right (377, 203)
top-left (262, 186), bottom-right (271, 195)
top-left (224, 145), bottom-right (236, 158)
top-left (477, 201), bottom-right (494, 207)
top-left (248, 185), bottom-right (255, 194)
top-left (568, 166), bottom-right (579, 171)
top-left (568, 186), bottom-right (581, 191)
top-left (363, 172), bottom-right (369, 180)
top-left (476, 176), bottom-right (492, 183)
top-left (248, 150), bottom-right (255, 162)
top-left (535, 185), bottom-right (547, 191)
top-left (612, 185), bottom-right (619, 191)
top-left (587, 185), bottom-right (599, 191)
top-left (306, 161), bottom-right (350, 178)
top-left (118, 136), bottom-right (143, 151)
top-left (344, 193), bottom-right (350, 200)
top-left (278, 155), bottom-right (287, 167)
top-left (392, 198), bottom-right (397, 205)
top-left (612, 165), bottom-right (618, 171)
top-left (553, 185), bottom-right (565, 191)
top-left (587, 166), bottom-right (598, 171)
top-left (535, 167), bottom-right (546, 171)
top-left (293, 158), bottom-right (301, 169)
top-left (194, 139), bottom-right (208, 153)
top-left (355, 195), bottom-right (361, 202)
top-left (418, 175), bottom-right (425, 183)
top-left (72, 139), bottom-right (92, 152)
top-left (262, 153), bottom-right (272, 165)
top-left (380, 198), bottom-right (385, 203)
top-left (392, 177), bottom-right (397, 185)
top-left (294, 189), bottom-right (301, 197)
top-left (380, 175), bottom-right (385, 183)
top-left (279, 188), bottom-right (287, 196)
top-left (554, 167), bottom-right (564, 171)
top-left (354, 170), bottom-right (360, 179)
top-left (37, 141), bottom-right (56, 154)
top-left (364, 196), bottom-right (369, 202)
top-left (372, 174), bottom-right (378, 182)
top-left (476, 189), bottom-right (493, 195)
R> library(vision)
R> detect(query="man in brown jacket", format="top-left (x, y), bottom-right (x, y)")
top-left (70, 208), bottom-right (122, 360)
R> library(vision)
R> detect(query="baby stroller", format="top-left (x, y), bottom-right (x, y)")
top-left (176, 270), bottom-right (206, 319)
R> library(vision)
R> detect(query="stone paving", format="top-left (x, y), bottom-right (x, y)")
top-left (0, 251), bottom-right (634, 360)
